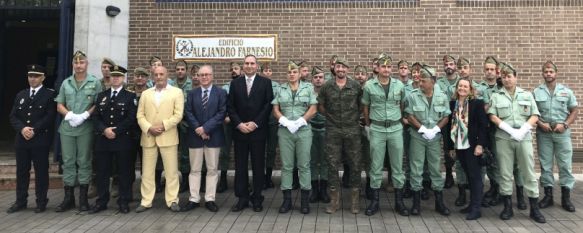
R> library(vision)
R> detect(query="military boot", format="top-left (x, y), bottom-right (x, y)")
top-left (79, 184), bottom-right (90, 211)
top-left (309, 180), bottom-right (319, 203)
top-left (365, 188), bottom-right (379, 216)
top-left (326, 187), bottom-right (340, 214)
top-left (434, 191), bottom-right (450, 216)
top-left (455, 184), bottom-right (467, 206)
top-left (538, 186), bottom-right (553, 208)
top-left (561, 186), bottom-right (576, 212)
top-left (351, 188), bottom-right (360, 214)
top-left (394, 188), bottom-right (410, 216)
top-left (279, 190), bottom-right (292, 213)
top-left (410, 191), bottom-right (421, 215)
top-left (529, 197), bottom-right (546, 223)
top-left (55, 186), bottom-right (75, 212)
top-left (499, 195), bottom-right (513, 220)
top-left (516, 185), bottom-right (527, 210)
top-left (300, 190), bottom-right (310, 214)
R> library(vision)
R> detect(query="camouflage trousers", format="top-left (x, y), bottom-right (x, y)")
top-left (325, 128), bottom-right (362, 189)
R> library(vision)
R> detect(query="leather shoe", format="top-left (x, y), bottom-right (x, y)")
top-left (169, 202), bottom-right (180, 212)
top-left (34, 205), bottom-right (46, 213)
top-left (205, 201), bottom-right (219, 212)
top-left (231, 198), bottom-right (249, 212)
top-left (135, 205), bottom-right (150, 213)
top-left (252, 196), bottom-right (264, 212)
top-left (181, 201), bottom-right (200, 212)
top-left (119, 203), bottom-right (130, 214)
top-left (6, 203), bottom-right (26, 213)
top-left (88, 204), bottom-right (107, 214)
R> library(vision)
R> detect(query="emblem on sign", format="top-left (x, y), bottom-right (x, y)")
top-left (176, 39), bottom-right (193, 57)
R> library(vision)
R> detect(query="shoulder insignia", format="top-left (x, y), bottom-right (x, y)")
top-left (134, 99), bottom-right (138, 106)
top-left (19, 98), bottom-right (24, 104)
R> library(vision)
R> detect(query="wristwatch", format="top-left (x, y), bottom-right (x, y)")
top-left (564, 122), bottom-right (570, 129)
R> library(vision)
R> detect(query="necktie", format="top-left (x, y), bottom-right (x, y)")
top-left (111, 90), bottom-right (118, 102)
top-left (246, 78), bottom-right (252, 95)
top-left (202, 90), bottom-right (208, 110)
top-left (30, 89), bottom-right (36, 99)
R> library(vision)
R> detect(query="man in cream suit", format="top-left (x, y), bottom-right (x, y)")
top-left (136, 66), bottom-right (184, 212)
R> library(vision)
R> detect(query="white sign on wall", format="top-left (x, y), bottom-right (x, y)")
top-left (173, 34), bottom-right (278, 61)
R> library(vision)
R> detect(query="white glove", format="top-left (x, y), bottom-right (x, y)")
top-left (364, 126), bottom-right (370, 140)
top-left (431, 126), bottom-right (441, 134)
top-left (498, 121), bottom-right (517, 135)
top-left (287, 123), bottom-right (300, 134)
top-left (64, 112), bottom-right (74, 121)
top-left (278, 116), bottom-right (291, 127)
top-left (69, 115), bottom-right (83, 127)
top-left (294, 117), bottom-right (308, 128)
top-left (515, 123), bottom-right (533, 141)
top-left (80, 111), bottom-right (90, 120)
top-left (418, 125), bottom-right (429, 135)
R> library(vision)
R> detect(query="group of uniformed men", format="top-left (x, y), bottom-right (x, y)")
top-left (7, 50), bottom-right (577, 224)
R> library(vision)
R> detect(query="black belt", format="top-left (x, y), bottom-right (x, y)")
top-left (370, 119), bottom-right (400, 128)
top-left (311, 123), bottom-right (325, 129)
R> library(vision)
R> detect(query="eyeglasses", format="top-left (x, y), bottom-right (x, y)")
top-left (197, 73), bottom-right (212, 77)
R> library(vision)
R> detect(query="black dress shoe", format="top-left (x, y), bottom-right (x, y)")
top-left (34, 205), bottom-right (46, 213)
top-left (205, 201), bottom-right (219, 212)
top-left (6, 203), bottom-right (26, 213)
top-left (181, 201), bottom-right (200, 212)
top-left (252, 197), bottom-right (264, 212)
top-left (88, 204), bottom-right (107, 214)
top-left (119, 203), bottom-right (130, 214)
top-left (231, 199), bottom-right (249, 212)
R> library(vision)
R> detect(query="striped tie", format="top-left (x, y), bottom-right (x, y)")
top-left (202, 90), bottom-right (208, 110)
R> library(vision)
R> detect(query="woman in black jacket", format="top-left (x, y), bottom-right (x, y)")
top-left (446, 78), bottom-right (489, 220)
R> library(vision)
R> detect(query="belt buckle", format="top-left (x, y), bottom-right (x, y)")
top-left (384, 121), bottom-right (390, 128)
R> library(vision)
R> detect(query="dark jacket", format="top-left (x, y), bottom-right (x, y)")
top-left (184, 86), bottom-right (227, 148)
top-left (93, 88), bottom-right (137, 151)
top-left (9, 87), bottom-right (56, 148)
top-left (227, 74), bottom-right (274, 141)
top-left (446, 99), bottom-right (489, 150)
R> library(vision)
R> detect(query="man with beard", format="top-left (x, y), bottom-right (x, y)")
top-left (217, 62), bottom-right (242, 193)
top-left (318, 57), bottom-right (363, 214)
top-left (172, 60), bottom-right (193, 193)
top-left (324, 55), bottom-right (337, 81)
top-left (534, 61), bottom-right (577, 212)
top-left (435, 55), bottom-right (460, 189)
top-left (299, 61), bottom-right (310, 82)
top-left (228, 55), bottom-right (273, 212)
top-left (369, 58), bottom-right (379, 80)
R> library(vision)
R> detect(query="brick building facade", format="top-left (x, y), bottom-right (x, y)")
top-left (128, 0), bottom-right (583, 172)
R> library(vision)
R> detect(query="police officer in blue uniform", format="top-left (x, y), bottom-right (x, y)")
top-left (88, 65), bottom-right (137, 214)
top-left (7, 65), bottom-right (56, 214)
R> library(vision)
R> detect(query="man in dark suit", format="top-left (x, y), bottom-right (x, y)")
top-left (228, 55), bottom-right (274, 212)
top-left (7, 65), bottom-right (56, 213)
top-left (181, 65), bottom-right (227, 212)
top-left (88, 65), bottom-right (137, 214)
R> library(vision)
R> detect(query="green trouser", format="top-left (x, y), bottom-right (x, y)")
top-left (326, 128), bottom-right (361, 189)
top-left (61, 133), bottom-right (94, 186)
top-left (178, 122), bottom-right (191, 174)
top-left (279, 127), bottom-right (312, 190)
top-left (219, 122), bottom-right (233, 171)
top-left (369, 129), bottom-right (404, 189)
top-left (409, 133), bottom-right (443, 191)
top-left (310, 128), bottom-right (328, 181)
top-left (265, 122), bottom-right (279, 169)
top-left (484, 130), bottom-right (523, 186)
top-left (403, 125), bottom-right (411, 182)
top-left (455, 160), bottom-right (468, 185)
top-left (495, 138), bottom-right (539, 198)
top-left (360, 127), bottom-right (370, 176)
top-left (536, 128), bottom-right (575, 189)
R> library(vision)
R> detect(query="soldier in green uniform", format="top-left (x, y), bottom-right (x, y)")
top-left (299, 61), bottom-right (310, 82)
top-left (436, 55), bottom-right (459, 189)
top-left (487, 63), bottom-right (546, 223)
top-left (260, 62), bottom-right (280, 189)
top-left (309, 66), bottom-right (330, 203)
top-left (368, 58), bottom-right (379, 80)
top-left (354, 65), bottom-right (373, 200)
top-left (534, 61), bottom-right (577, 212)
top-left (362, 57), bottom-right (408, 216)
top-left (171, 60), bottom-right (193, 193)
top-left (318, 57), bottom-right (363, 214)
top-left (100, 58), bottom-right (115, 91)
top-left (323, 55), bottom-right (337, 81)
top-left (147, 56), bottom-right (174, 88)
top-left (217, 62), bottom-right (242, 193)
top-left (55, 51), bottom-right (102, 212)
top-left (272, 61), bottom-right (317, 214)
top-left (404, 65), bottom-right (450, 216)
top-left (481, 56), bottom-right (501, 205)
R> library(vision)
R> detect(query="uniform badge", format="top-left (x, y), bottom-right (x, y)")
top-left (133, 99), bottom-right (137, 106)
top-left (19, 98), bottom-right (24, 104)
top-left (102, 97), bottom-right (107, 102)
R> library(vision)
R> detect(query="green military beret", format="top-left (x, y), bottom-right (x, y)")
top-left (261, 62), bottom-right (271, 72)
top-left (296, 60), bottom-right (308, 68)
top-left (354, 65), bottom-right (367, 74)
top-left (334, 57), bottom-right (350, 68)
top-left (73, 50), bottom-right (87, 61)
top-left (149, 56), bottom-right (162, 65)
top-left (311, 66), bottom-right (325, 76)
top-left (484, 56), bottom-right (498, 65)
top-left (27, 64), bottom-right (45, 75)
top-left (102, 57), bottom-right (115, 66)
top-left (499, 62), bottom-right (516, 75)
top-left (329, 55), bottom-right (338, 63)
top-left (398, 60), bottom-right (409, 67)
top-left (175, 59), bottom-right (188, 69)
top-left (288, 60), bottom-right (300, 71)
top-left (457, 57), bottom-right (470, 68)
top-left (420, 65), bottom-right (436, 80)
top-left (110, 65), bottom-right (127, 76)
top-left (133, 67), bottom-right (149, 76)
top-left (442, 55), bottom-right (456, 63)
top-left (230, 62), bottom-right (241, 69)
top-left (542, 60), bottom-right (557, 72)
top-left (378, 56), bottom-right (392, 66)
